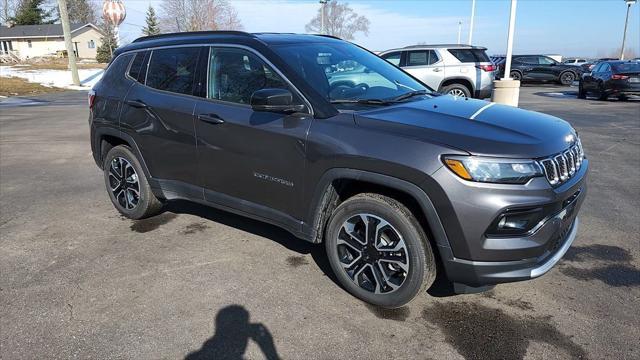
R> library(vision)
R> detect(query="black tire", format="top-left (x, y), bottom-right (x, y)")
top-left (618, 94), bottom-right (628, 101)
top-left (324, 193), bottom-right (436, 308)
top-left (441, 83), bottom-right (471, 98)
top-left (559, 71), bottom-right (576, 86)
top-left (597, 86), bottom-right (608, 101)
top-left (577, 82), bottom-right (586, 99)
top-left (103, 145), bottom-right (163, 220)
top-left (510, 71), bottom-right (522, 81)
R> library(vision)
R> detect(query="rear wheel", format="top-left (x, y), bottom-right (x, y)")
top-left (441, 83), bottom-right (471, 98)
top-left (325, 193), bottom-right (436, 308)
top-left (103, 145), bottom-right (163, 219)
top-left (559, 71), bottom-right (575, 86)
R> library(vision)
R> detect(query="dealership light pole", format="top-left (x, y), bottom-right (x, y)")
top-left (620, 0), bottom-right (637, 60)
top-left (320, 0), bottom-right (328, 34)
top-left (491, 0), bottom-right (520, 106)
top-left (468, 0), bottom-right (476, 44)
top-left (457, 20), bottom-right (462, 44)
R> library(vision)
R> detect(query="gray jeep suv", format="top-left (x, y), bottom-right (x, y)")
top-left (90, 32), bottom-right (587, 308)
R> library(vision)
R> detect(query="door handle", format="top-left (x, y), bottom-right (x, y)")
top-left (198, 113), bottom-right (225, 125)
top-left (126, 99), bottom-right (148, 109)
top-left (433, 68), bottom-right (442, 72)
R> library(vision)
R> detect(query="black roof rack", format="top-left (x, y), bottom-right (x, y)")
top-left (402, 44), bottom-right (484, 49)
top-left (132, 30), bottom-right (254, 43)
top-left (312, 34), bottom-right (343, 40)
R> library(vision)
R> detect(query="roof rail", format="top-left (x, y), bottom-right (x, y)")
top-left (403, 44), bottom-right (477, 49)
top-left (132, 30), bottom-right (255, 43)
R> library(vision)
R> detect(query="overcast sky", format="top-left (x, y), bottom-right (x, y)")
top-left (117, 0), bottom-right (640, 57)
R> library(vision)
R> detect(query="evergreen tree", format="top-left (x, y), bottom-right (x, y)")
top-left (12, 0), bottom-right (54, 25)
top-left (142, 5), bottom-right (160, 36)
top-left (96, 23), bottom-right (117, 63)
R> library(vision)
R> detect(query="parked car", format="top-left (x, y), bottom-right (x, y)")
top-left (579, 60), bottom-right (640, 100)
top-left (563, 58), bottom-right (589, 66)
top-left (90, 31), bottom-right (588, 308)
top-left (379, 45), bottom-right (495, 99)
top-left (493, 55), bottom-right (583, 85)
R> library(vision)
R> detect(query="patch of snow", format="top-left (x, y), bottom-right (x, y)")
top-left (0, 66), bottom-right (104, 90)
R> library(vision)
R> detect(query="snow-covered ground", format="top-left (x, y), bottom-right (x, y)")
top-left (0, 65), bottom-right (104, 90)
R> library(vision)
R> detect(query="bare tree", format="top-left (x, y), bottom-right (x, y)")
top-left (160, 0), bottom-right (242, 33)
top-left (305, 0), bottom-right (369, 40)
top-left (1, 0), bottom-right (21, 24)
top-left (64, 0), bottom-right (98, 24)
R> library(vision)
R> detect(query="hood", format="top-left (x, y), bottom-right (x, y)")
top-left (354, 95), bottom-right (576, 158)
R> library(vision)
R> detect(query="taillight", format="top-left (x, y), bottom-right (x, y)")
top-left (476, 64), bottom-right (497, 72)
top-left (88, 89), bottom-right (96, 109)
top-left (611, 74), bottom-right (629, 80)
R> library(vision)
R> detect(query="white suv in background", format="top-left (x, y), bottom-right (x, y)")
top-left (563, 58), bottom-right (589, 66)
top-left (379, 44), bottom-right (495, 99)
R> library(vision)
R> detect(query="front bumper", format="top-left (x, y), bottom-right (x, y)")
top-left (431, 159), bottom-right (588, 287)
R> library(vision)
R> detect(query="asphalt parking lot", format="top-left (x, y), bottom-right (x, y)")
top-left (1, 86), bottom-right (638, 359)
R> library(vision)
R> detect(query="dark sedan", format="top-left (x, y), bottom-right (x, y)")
top-left (493, 55), bottom-right (583, 85)
top-left (579, 61), bottom-right (640, 100)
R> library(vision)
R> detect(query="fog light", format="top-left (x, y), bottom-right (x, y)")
top-left (486, 207), bottom-right (547, 237)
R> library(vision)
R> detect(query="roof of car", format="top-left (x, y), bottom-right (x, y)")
top-left (380, 44), bottom-right (487, 54)
top-left (116, 31), bottom-right (342, 55)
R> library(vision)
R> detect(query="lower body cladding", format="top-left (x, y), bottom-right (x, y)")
top-left (430, 160), bottom-right (588, 293)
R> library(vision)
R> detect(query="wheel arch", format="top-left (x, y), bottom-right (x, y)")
top-left (438, 77), bottom-right (474, 94)
top-left (304, 168), bottom-right (451, 251)
top-left (93, 127), bottom-right (152, 180)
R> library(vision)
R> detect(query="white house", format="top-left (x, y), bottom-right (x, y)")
top-left (0, 23), bottom-right (104, 61)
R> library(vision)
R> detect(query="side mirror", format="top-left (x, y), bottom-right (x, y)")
top-left (250, 88), bottom-right (305, 113)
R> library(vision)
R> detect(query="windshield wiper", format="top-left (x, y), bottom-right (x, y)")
top-left (388, 90), bottom-right (429, 102)
top-left (329, 98), bottom-right (389, 105)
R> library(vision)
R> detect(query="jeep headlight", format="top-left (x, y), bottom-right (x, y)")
top-left (443, 156), bottom-right (543, 184)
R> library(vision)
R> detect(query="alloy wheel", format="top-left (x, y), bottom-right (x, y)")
top-left (561, 72), bottom-right (575, 85)
top-left (336, 214), bottom-right (409, 294)
top-left (108, 157), bottom-right (140, 210)
top-left (448, 88), bottom-right (467, 98)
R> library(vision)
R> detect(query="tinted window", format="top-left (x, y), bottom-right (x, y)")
top-left (601, 63), bottom-right (612, 72)
top-left (407, 50), bottom-right (438, 66)
top-left (448, 48), bottom-right (490, 63)
top-left (382, 52), bottom-right (401, 66)
top-left (514, 56), bottom-right (535, 64)
top-left (128, 51), bottom-right (148, 82)
top-left (146, 47), bottom-right (200, 95)
top-left (613, 62), bottom-right (640, 73)
top-left (592, 63), bottom-right (604, 73)
top-left (101, 53), bottom-right (133, 88)
top-left (209, 48), bottom-right (291, 104)
top-left (538, 56), bottom-right (556, 65)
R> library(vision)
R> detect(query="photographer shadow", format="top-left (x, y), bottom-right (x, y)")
top-left (185, 305), bottom-right (280, 360)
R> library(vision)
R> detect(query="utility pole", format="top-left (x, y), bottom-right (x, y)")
top-left (457, 21), bottom-right (462, 44)
top-left (320, 0), bottom-right (328, 34)
top-left (468, 0), bottom-right (476, 44)
top-left (57, 0), bottom-right (80, 86)
top-left (620, 0), bottom-right (637, 60)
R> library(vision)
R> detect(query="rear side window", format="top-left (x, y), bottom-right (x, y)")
top-left (128, 51), bottom-right (148, 82)
top-left (448, 48), bottom-right (490, 63)
top-left (146, 47), bottom-right (200, 95)
top-left (100, 53), bottom-right (133, 89)
top-left (381, 52), bottom-right (402, 66)
top-left (407, 50), bottom-right (439, 66)
top-left (613, 63), bottom-right (640, 73)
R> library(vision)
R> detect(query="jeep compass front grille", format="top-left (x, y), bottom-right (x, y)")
top-left (539, 140), bottom-right (584, 186)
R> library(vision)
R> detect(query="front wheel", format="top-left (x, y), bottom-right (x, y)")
top-left (324, 193), bottom-right (436, 308)
top-left (103, 145), bottom-right (163, 219)
top-left (510, 71), bottom-right (522, 81)
top-left (577, 82), bottom-right (586, 99)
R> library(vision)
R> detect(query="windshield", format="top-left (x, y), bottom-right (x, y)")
top-left (272, 42), bottom-right (431, 104)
